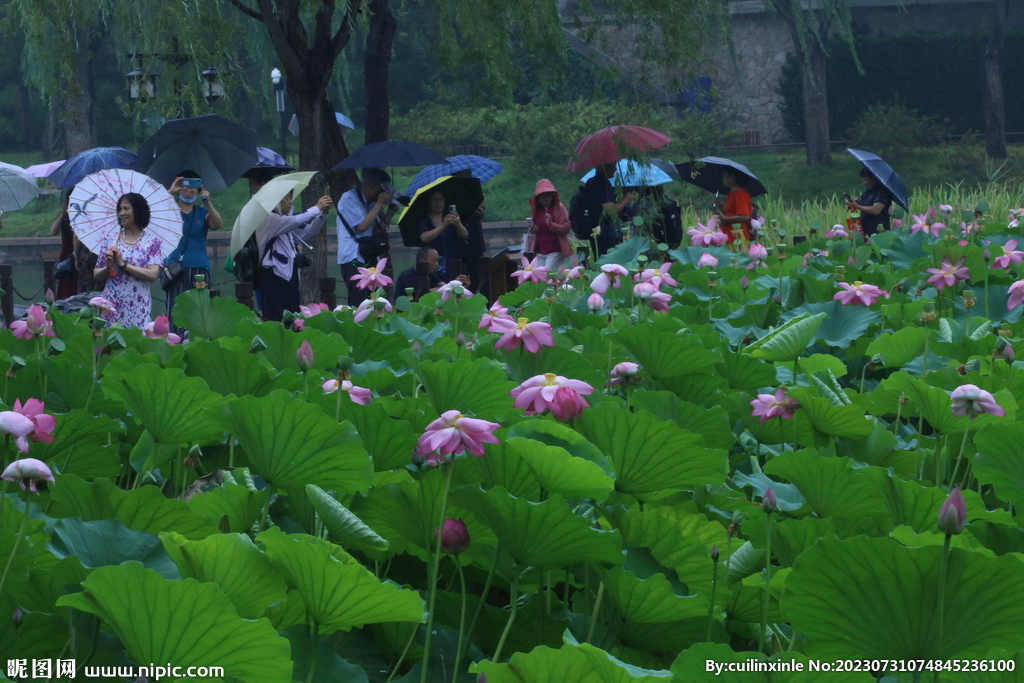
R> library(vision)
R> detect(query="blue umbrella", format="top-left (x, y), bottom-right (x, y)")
top-left (404, 155), bottom-right (504, 196)
top-left (333, 141), bottom-right (445, 170)
top-left (579, 159), bottom-right (674, 187)
top-left (288, 112), bottom-right (355, 136)
top-left (47, 147), bottom-right (141, 189)
top-left (846, 148), bottom-right (909, 211)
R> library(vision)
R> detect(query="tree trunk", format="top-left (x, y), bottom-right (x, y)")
top-left (983, 0), bottom-right (1008, 160)
top-left (16, 81), bottom-right (33, 152)
top-left (799, 38), bottom-right (831, 166)
top-left (364, 0), bottom-right (397, 144)
top-left (61, 26), bottom-right (98, 155)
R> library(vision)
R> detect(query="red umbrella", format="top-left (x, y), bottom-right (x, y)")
top-left (566, 125), bottom-right (672, 172)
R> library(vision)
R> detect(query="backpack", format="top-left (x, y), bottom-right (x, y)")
top-left (231, 234), bottom-right (262, 288)
top-left (660, 199), bottom-right (683, 246)
top-left (569, 184), bottom-right (601, 240)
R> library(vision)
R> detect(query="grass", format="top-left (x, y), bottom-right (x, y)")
top-left (3, 144), bottom-right (1023, 238)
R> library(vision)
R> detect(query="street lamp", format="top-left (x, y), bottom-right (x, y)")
top-left (202, 67), bottom-right (224, 104)
top-left (125, 68), bottom-right (156, 102)
top-left (271, 68), bottom-right (287, 160)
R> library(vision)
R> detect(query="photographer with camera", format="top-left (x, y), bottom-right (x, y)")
top-left (164, 171), bottom-right (224, 332)
top-left (337, 168), bottom-right (398, 306)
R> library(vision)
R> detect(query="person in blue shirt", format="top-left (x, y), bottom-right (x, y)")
top-left (337, 168), bottom-right (398, 306)
top-left (585, 163), bottom-right (633, 256)
top-left (165, 170), bottom-right (224, 333)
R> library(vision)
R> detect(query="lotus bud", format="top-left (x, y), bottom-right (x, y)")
top-left (710, 545), bottom-right (720, 562)
top-left (983, 247), bottom-right (992, 263)
top-left (106, 332), bottom-right (127, 351)
top-left (89, 316), bottom-right (106, 330)
top-left (871, 353), bottom-right (884, 367)
top-left (847, 255), bottom-right (856, 267)
top-left (1004, 344), bottom-right (1015, 364)
top-left (295, 340), bottom-right (315, 371)
top-left (478, 674), bottom-right (488, 683)
top-left (282, 310), bottom-right (297, 323)
top-left (435, 518), bottom-right (470, 554)
top-left (410, 446), bottom-right (425, 467)
top-left (963, 359), bottom-right (980, 374)
top-left (456, 332), bottom-right (466, 347)
top-left (772, 294), bottom-right (782, 305)
top-left (11, 606), bottom-right (22, 628)
top-left (250, 336), bottom-right (268, 353)
top-left (739, 275), bottom-right (749, 290)
top-left (762, 487), bottom-right (777, 514)
top-left (937, 486), bottom-right (966, 535)
top-left (44, 288), bottom-right (55, 304)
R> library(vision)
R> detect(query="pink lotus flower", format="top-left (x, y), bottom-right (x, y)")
top-left (746, 243), bottom-right (768, 270)
top-left (510, 373), bottom-right (595, 417)
top-left (300, 303), bottom-right (329, 318)
top-left (436, 519), bottom-right (470, 554)
top-left (353, 295), bottom-right (393, 323)
top-left (144, 316), bottom-right (182, 345)
top-left (565, 266), bottom-right (585, 280)
top-left (824, 225), bottom-right (848, 239)
top-left (13, 398), bottom-right (55, 444)
top-left (0, 411), bottom-right (36, 453)
top-left (417, 409), bottom-right (500, 459)
top-left (937, 486), bottom-right (966, 535)
top-left (438, 280), bottom-right (474, 302)
top-left (1, 458), bottom-right (54, 494)
top-left (333, 304), bottom-right (352, 313)
top-left (750, 387), bottom-right (800, 423)
top-left (607, 361), bottom-right (640, 387)
top-left (950, 384), bottom-right (1005, 419)
top-left (478, 301), bottom-right (512, 331)
top-left (349, 258), bottom-right (393, 290)
top-left (547, 386), bottom-right (590, 422)
top-left (1008, 281), bottom-right (1024, 309)
top-left (296, 340), bottom-right (314, 371)
top-left (892, 219), bottom-right (903, 228)
top-left (910, 219), bottom-right (941, 238)
top-left (1009, 215), bottom-right (1020, 229)
top-left (939, 205), bottom-right (953, 215)
top-left (587, 293), bottom-right (605, 312)
top-left (992, 241), bottom-right (1024, 270)
top-left (9, 304), bottom-right (54, 340)
top-left (635, 262), bottom-right (678, 288)
top-left (688, 218), bottom-right (727, 247)
top-left (761, 487), bottom-right (778, 514)
top-left (633, 282), bottom-right (672, 311)
top-left (960, 221), bottom-right (980, 237)
top-left (89, 297), bottom-right (117, 316)
top-left (511, 256), bottom-right (549, 286)
top-left (590, 264), bottom-right (629, 295)
top-left (926, 258), bottom-right (970, 290)
top-left (833, 281), bottom-right (888, 306)
top-left (322, 379), bottom-right (372, 405)
top-left (292, 318), bottom-right (306, 331)
top-left (697, 253), bottom-right (719, 269)
top-left (490, 317), bottom-right (554, 353)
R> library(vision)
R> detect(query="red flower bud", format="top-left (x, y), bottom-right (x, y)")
top-left (1004, 344), bottom-right (1016, 364)
top-left (937, 486), bottom-right (966, 535)
top-left (762, 487), bottom-right (778, 514)
top-left (710, 545), bottom-right (720, 562)
top-left (435, 518), bottom-right (470, 554)
top-left (295, 340), bottom-right (315, 371)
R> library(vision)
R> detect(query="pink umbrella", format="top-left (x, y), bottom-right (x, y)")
top-left (566, 125), bottom-right (671, 172)
top-left (25, 160), bottom-right (66, 179)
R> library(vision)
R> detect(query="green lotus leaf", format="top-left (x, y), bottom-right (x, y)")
top-left (787, 388), bottom-right (874, 439)
top-left (575, 402), bottom-right (728, 494)
top-left (448, 485), bottom-right (623, 567)
top-left (973, 422), bottom-right (1024, 510)
top-left (257, 527), bottom-right (424, 634)
top-left (0, 591), bottom-right (67, 660)
top-left (28, 409), bottom-right (124, 479)
top-left (654, 372), bottom-right (728, 406)
top-left (188, 477), bottom-right (269, 533)
top-left (714, 351), bottom-right (778, 390)
top-left (671, 643), bottom-right (876, 682)
top-left (967, 520), bottom-right (1024, 557)
top-left (615, 326), bottom-right (722, 378)
top-left (237, 320), bottom-right (350, 372)
top-left (866, 327), bottom-right (929, 368)
top-left (212, 391), bottom-right (372, 493)
top-left (183, 339), bottom-right (281, 397)
top-left (505, 436), bottom-right (615, 501)
top-left (598, 236), bottom-right (651, 267)
top-left (385, 315), bottom-right (450, 345)
top-left (160, 531), bottom-right (288, 619)
top-left (334, 398), bottom-right (420, 472)
top-left (742, 517), bottom-right (847, 568)
top-left (890, 525), bottom-right (995, 555)
top-left (51, 474), bottom-right (218, 540)
top-left (629, 390), bottom-right (735, 451)
top-left (723, 569), bottom-right (787, 623)
top-left (333, 320), bottom-right (415, 366)
top-left (745, 312), bottom-right (826, 362)
top-left (763, 450), bottom-right (888, 518)
top-left (48, 518), bottom-right (179, 578)
top-left (878, 372), bottom-right (968, 434)
top-left (306, 484), bottom-right (389, 553)
top-left (5, 555), bottom-right (88, 614)
top-left (102, 363), bottom-right (225, 444)
top-left (418, 357), bottom-right (516, 422)
top-left (507, 419), bottom-right (610, 473)
top-left (598, 561), bottom-right (708, 624)
top-left (56, 562), bottom-right (292, 682)
top-left (504, 344), bottom-right (606, 393)
top-left (784, 536), bottom-right (1024, 659)
top-left (473, 636), bottom-right (672, 683)
top-left (777, 354), bottom-right (850, 385)
top-left (171, 288), bottom-right (259, 340)
top-left (282, 624), bottom-right (370, 683)
top-left (473, 439), bottom-right (544, 500)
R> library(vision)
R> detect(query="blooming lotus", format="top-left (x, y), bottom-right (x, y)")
top-left (417, 409), bottom-right (500, 460)
top-left (13, 398), bottom-right (55, 444)
top-left (547, 386), bottom-right (590, 422)
top-left (322, 379), bottom-right (372, 405)
top-left (0, 411), bottom-right (36, 453)
top-left (350, 258), bottom-right (394, 290)
top-left (925, 258), bottom-right (970, 290)
top-left (143, 316), bottom-right (182, 345)
top-left (910, 217), bottom-right (942, 238)
top-left (9, 304), bottom-right (54, 340)
top-left (824, 225), bottom-right (848, 239)
top-left (833, 281), bottom-right (887, 306)
top-left (746, 243), bottom-right (768, 270)
top-left (635, 262), bottom-right (678, 288)
top-left (510, 373), bottom-right (595, 417)
top-left (300, 303), bottom-right (329, 317)
top-left (89, 297), bottom-right (117, 316)
top-left (587, 293), bottom-right (605, 312)
top-left (490, 317), bottom-right (555, 353)
top-left (960, 221), bottom-right (980, 236)
top-left (511, 256), bottom-right (549, 286)
top-left (478, 301), bottom-right (512, 331)
top-left (939, 204), bottom-right (953, 215)
top-left (1008, 281), bottom-right (1024, 309)
top-left (607, 362), bottom-right (640, 388)
top-left (991, 241), bottom-right (1024, 270)
top-left (633, 282), bottom-right (672, 311)
top-left (438, 279), bottom-right (474, 302)
top-left (1009, 215), bottom-right (1020, 229)
top-left (353, 295), bottom-right (393, 323)
top-left (565, 266), bottom-right (585, 280)
top-left (333, 304), bottom-right (352, 313)
top-left (950, 384), bottom-right (1005, 419)
top-left (1, 458), bottom-right (54, 494)
top-left (590, 264), bottom-right (629, 295)
top-left (697, 253), bottom-right (719, 269)
top-left (750, 387), bottom-right (800, 423)
top-left (687, 218), bottom-right (727, 247)
top-left (436, 519), bottom-right (470, 554)
top-left (937, 486), bottom-right (966, 535)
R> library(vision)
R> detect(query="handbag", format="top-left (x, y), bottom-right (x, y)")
top-left (339, 212), bottom-right (389, 261)
top-left (54, 255), bottom-right (75, 280)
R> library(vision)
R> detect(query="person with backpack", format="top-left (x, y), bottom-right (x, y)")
top-left (527, 179), bottom-right (572, 271)
top-left (337, 169), bottom-right (397, 306)
top-left (576, 163), bottom-right (633, 256)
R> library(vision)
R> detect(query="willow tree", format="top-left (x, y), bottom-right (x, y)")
top-left (983, 0), bottom-right (1010, 159)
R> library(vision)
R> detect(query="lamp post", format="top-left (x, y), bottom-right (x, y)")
top-left (271, 68), bottom-right (287, 160)
top-left (125, 68), bottom-right (156, 102)
top-left (202, 67), bottom-right (224, 105)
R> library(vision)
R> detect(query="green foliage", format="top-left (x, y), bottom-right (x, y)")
top-left (846, 103), bottom-right (950, 161)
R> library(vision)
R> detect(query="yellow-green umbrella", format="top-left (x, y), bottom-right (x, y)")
top-left (229, 171), bottom-right (317, 256)
top-left (396, 175), bottom-right (484, 247)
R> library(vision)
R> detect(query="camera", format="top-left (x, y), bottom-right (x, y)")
top-left (380, 182), bottom-right (402, 206)
top-left (181, 178), bottom-right (203, 189)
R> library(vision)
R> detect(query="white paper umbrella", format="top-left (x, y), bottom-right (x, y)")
top-left (69, 168), bottom-right (182, 261)
top-left (230, 171), bottom-right (316, 255)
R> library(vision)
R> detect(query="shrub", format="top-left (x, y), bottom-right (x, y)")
top-left (846, 103), bottom-right (949, 159)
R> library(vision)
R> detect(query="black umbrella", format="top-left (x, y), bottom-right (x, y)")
top-left (333, 141), bottom-right (446, 170)
top-left (140, 114), bottom-right (259, 191)
top-left (845, 148), bottom-right (909, 211)
top-left (673, 156), bottom-right (767, 198)
top-left (396, 176), bottom-right (484, 247)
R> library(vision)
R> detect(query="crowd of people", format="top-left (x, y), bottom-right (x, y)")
top-left (44, 156), bottom-right (894, 334)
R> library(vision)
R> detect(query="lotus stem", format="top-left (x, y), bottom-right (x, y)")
top-left (451, 561), bottom-right (468, 683)
top-left (860, 361), bottom-right (869, 394)
top-left (759, 514), bottom-right (773, 655)
top-left (706, 553), bottom-right (720, 642)
top-left (385, 625), bottom-right (418, 683)
top-left (421, 462), bottom-right (455, 683)
top-left (0, 499), bottom-right (30, 600)
top-left (950, 428), bottom-right (971, 488)
top-left (463, 544), bottom-right (500, 661)
top-left (934, 533), bottom-right (952, 683)
top-left (491, 571), bottom-right (519, 664)
top-left (586, 579), bottom-right (605, 644)
top-left (545, 569), bottom-right (552, 617)
top-left (894, 396), bottom-right (903, 437)
top-left (304, 622), bottom-right (319, 683)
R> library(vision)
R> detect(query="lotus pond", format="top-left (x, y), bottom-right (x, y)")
top-left (2, 203), bottom-right (1024, 683)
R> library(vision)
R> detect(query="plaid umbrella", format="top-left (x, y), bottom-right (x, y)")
top-left (404, 155), bottom-right (503, 196)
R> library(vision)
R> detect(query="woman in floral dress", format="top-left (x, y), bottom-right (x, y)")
top-left (92, 193), bottom-right (164, 328)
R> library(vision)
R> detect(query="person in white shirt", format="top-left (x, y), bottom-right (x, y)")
top-left (337, 168), bottom-right (398, 306)
top-left (256, 190), bottom-right (332, 322)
